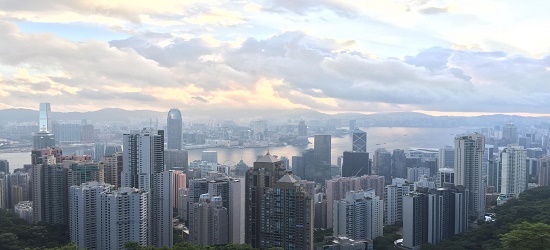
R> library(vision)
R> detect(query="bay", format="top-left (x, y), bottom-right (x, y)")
top-left (0, 127), bottom-right (468, 170)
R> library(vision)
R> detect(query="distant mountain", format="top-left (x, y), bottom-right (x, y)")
top-left (0, 108), bottom-right (548, 127)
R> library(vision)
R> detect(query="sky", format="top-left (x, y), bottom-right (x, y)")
top-left (0, 0), bottom-right (549, 116)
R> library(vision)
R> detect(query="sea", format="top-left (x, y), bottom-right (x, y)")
top-left (0, 127), bottom-right (471, 170)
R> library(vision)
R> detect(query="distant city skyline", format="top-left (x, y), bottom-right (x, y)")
top-left (0, 1), bottom-right (549, 116)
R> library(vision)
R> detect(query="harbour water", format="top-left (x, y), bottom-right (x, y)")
top-left (0, 127), bottom-right (468, 169)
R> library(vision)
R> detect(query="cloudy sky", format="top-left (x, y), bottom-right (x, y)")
top-left (0, 0), bottom-right (549, 116)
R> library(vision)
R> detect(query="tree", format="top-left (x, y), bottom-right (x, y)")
top-left (500, 221), bottom-right (550, 250)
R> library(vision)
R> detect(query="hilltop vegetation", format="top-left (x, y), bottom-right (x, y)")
top-left (0, 209), bottom-right (69, 250)
top-left (421, 186), bottom-right (550, 250)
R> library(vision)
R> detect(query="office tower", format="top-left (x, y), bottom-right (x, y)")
top-left (342, 151), bottom-right (370, 177)
top-left (373, 148), bottom-right (392, 179)
top-left (502, 122), bottom-right (518, 145)
top-left (121, 128), bottom-right (172, 248)
top-left (14, 201), bottom-right (33, 223)
top-left (190, 194), bottom-right (229, 246)
top-left (538, 156), bottom-right (550, 187)
top-left (392, 149), bottom-right (407, 178)
top-left (167, 109), bottom-right (183, 150)
top-left (293, 149), bottom-right (315, 181)
top-left (245, 153), bottom-right (287, 247)
top-left (188, 175), bottom-right (245, 243)
top-left (384, 181), bottom-right (415, 225)
top-left (259, 174), bottom-right (314, 250)
top-left (98, 188), bottom-right (149, 250)
top-left (314, 134), bottom-right (332, 184)
top-left (39, 103), bottom-right (52, 132)
top-left (526, 148), bottom-right (543, 176)
top-left (500, 146), bottom-right (527, 196)
top-left (69, 182), bottom-right (113, 250)
top-left (333, 190), bottom-right (383, 241)
top-left (352, 130), bottom-right (367, 152)
top-left (0, 160), bottom-right (9, 174)
top-left (454, 134), bottom-right (485, 219)
top-left (94, 142), bottom-right (106, 162)
top-left (403, 186), bottom-right (468, 249)
top-left (438, 146), bottom-right (454, 169)
top-left (298, 120), bottom-right (308, 136)
top-left (34, 103), bottom-right (56, 149)
top-left (100, 152), bottom-right (123, 188)
top-left (32, 163), bottom-right (68, 225)
top-left (164, 149), bottom-right (188, 171)
top-left (436, 168), bottom-right (455, 188)
top-left (171, 170), bottom-right (186, 209)
top-left (202, 150), bottom-right (218, 164)
top-left (407, 167), bottom-right (431, 183)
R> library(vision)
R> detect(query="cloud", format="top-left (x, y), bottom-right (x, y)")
top-left (191, 96), bottom-right (209, 103)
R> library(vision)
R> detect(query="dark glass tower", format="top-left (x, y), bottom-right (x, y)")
top-left (166, 109), bottom-right (182, 150)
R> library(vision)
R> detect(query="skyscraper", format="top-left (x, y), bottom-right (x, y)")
top-left (32, 163), bottom-right (68, 225)
top-left (500, 145), bottom-right (527, 197)
top-left (352, 130), bottom-right (367, 152)
top-left (342, 151), bottom-right (370, 177)
top-left (259, 174), bottom-right (314, 250)
top-left (454, 134), bottom-right (485, 219)
top-left (121, 128), bottom-right (173, 248)
top-left (167, 109), bottom-right (183, 150)
top-left (201, 150), bottom-right (218, 164)
top-left (69, 182), bottom-right (113, 250)
top-left (34, 103), bottom-right (55, 149)
top-left (39, 103), bottom-right (52, 133)
top-left (245, 153), bottom-right (287, 248)
top-left (373, 148), bottom-right (391, 179)
top-left (314, 134), bottom-right (332, 184)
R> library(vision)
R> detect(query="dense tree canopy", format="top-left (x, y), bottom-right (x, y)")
top-left (0, 208), bottom-right (69, 249)
top-left (421, 186), bottom-right (550, 250)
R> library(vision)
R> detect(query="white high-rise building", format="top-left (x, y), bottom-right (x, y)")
top-left (333, 190), bottom-right (383, 241)
top-left (121, 129), bottom-right (173, 248)
top-left (69, 182), bottom-right (113, 250)
top-left (500, 146), bottom-right (527, 197)
top-left (454, 134), bottom-right (485, 219)
top-left (384, 182), bottom-right (415, 225)
top-left (98, 188), bottom-right (149, 250)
